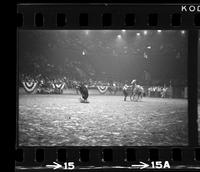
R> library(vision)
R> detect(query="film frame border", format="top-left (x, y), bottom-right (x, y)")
top-left (16, 3), bottom-right (200, 171)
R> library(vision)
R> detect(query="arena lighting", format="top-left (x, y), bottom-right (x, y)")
top-left (82, 50), bottom-right (86, 55)
top-left (181, 30), bottom-right (185, 34)
top-left (157, 30), bottom-right (162, 33)
top-left (121, 30), bottom-right (126, 33)
top-left (136, 33), bottom-right (141, 36)
top-left (147, 46), bottom-right (151, 49)
top-left (117, 34), bottom-right (122, 39)
top-left (85, 30), bottom-right (89, 35)
top-left (143, 30), bottom-right (148, 35)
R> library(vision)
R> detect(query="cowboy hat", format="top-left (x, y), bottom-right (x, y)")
top-left (131, 79), bottom-right (136, 84)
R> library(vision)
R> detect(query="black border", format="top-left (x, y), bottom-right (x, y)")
top-left (16, 0), bottom-right (200, 4)
top-left (16, 3), bottom-right (200, 171)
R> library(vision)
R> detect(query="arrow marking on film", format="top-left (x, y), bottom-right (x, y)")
top-left (131, 161), bottom-right (149, 169)
top-left (46, 162), bottom-right (63, 170)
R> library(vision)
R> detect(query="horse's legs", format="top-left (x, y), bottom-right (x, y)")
top-left (139, 95), bottom-right (142, 101)
top-left (133, 93), bottom-right (137, 101)
top-left (131, 93), bottom-right (134, 101)
top-left (134, 93), bottom-right (138, 101)
top-left (139, 92), bottom-right (142, 101)
top-left (130, 92), bottom-right (134, 101)
top-left (138, 92), bottom-right (141, 101)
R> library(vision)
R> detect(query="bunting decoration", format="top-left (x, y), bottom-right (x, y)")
top-left (97, 85), bottom-right (109, 94)
top-left (22, 81), bottom-right (38, 93)
top-left (52, 82), bottom-right (65, 90)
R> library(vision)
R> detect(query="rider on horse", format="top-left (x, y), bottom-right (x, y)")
top-left (131, 80), bottom-right (144, 101)
top-left (123, 80), bottom-right (136, 101)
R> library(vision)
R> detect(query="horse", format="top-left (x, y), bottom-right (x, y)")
top-left (123, 84), bottom-right (144, 101)
top-left (132, 84), bottom-right (144, 101)
top-left (123, 84), bottom-right (133, 101)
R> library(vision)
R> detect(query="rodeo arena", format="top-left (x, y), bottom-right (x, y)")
top-left (20, 75), bottom-right (187, 101)
top-left (18, 30), bottom-right (188, 146)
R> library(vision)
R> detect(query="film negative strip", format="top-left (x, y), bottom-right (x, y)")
top-left (16, 3), bottom-right (200, 171)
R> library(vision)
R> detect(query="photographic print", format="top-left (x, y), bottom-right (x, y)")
top-left (18, 30), bottom-right (188, 146)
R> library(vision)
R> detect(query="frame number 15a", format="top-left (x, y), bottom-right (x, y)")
top-left (151, 161), bottom-right (170, 169)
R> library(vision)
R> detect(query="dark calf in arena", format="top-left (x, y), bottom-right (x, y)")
top-left (78, 83), bottom-right (89, 102)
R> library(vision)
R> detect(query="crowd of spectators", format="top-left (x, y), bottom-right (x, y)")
top-left (19, 73), bottom-right (124, 89)
top-left (147, 86), bottom-right (169, 98)
top-left (20, 73), bottom-right (190, 98)
top-left (20, 73), bottom-right (186, 87)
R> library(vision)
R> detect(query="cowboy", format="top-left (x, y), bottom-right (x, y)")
top-left (123, 81), bottom-right (130, 101)
top-left (123, 81), bottom-right (129, 91)
top-left (130, 79), bottom-right (137, 87)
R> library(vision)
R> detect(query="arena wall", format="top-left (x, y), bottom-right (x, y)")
top-left (18, 87), bottom-right (124, 96)
top-left (19, 87), bottom-right (187, 98)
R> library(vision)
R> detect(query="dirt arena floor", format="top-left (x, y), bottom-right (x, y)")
top-left (18, 94), bottom-right (188, 146)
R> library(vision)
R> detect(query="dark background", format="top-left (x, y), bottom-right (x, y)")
top-left (17, 0), bottom-right (200, 3)
top-left (198, 31), bottom-right (200, 82)
top-left (18, 30), bottom-right (187, 85)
